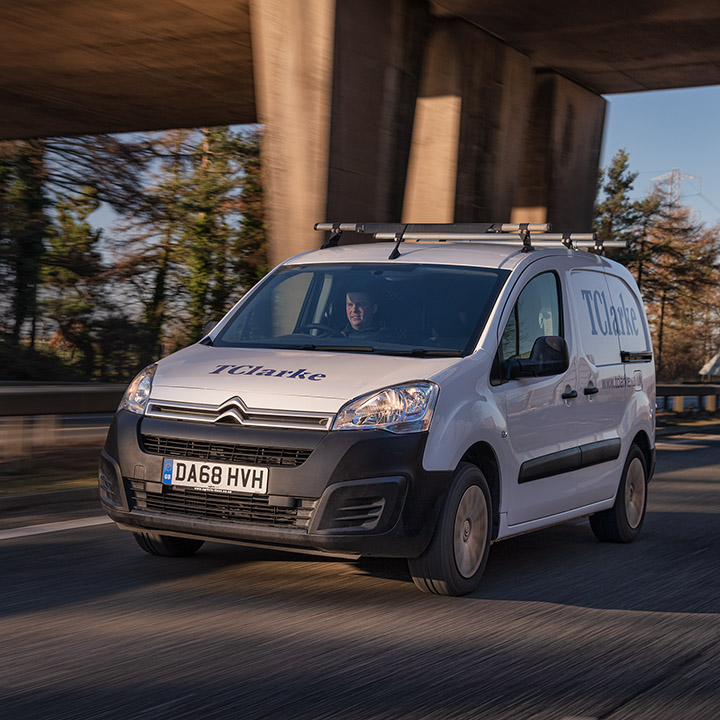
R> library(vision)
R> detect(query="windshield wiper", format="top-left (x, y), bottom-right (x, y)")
top-left (307, 345), bottom-right (376, 353)
top-left (387, 348), bottom-right (463, 357)
top-left (251, 343), bottom-right (318, 350)
top-left (218, 343), bottom-right (458, 356)
top-left (215, 342), bottom-right (376, 352)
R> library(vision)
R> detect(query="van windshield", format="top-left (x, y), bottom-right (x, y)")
top-left (214, 263), bottom-right (509, 357)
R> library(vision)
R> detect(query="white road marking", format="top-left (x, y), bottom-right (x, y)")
top-left (0, 516), bottom-right (113, 541)
top-left (656, 442), bottom-right (706, 451)
top-left (660, 433), bottom-right (720, 443)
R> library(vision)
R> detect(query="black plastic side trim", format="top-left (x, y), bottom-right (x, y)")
top-left (518, 447), bottom-right (580, 483)
top-left (580, 438), bottom-right (621, 468)
top-left (621, 350), bottom-right (653, 363)
top-left (518, 438), bottom-right (621, 484)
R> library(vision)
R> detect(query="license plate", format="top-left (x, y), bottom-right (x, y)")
top-left (162, 458), bottom-right (268, 495)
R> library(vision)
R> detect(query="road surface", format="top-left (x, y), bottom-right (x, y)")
top-left (1, 429), bottom-right (718, 719)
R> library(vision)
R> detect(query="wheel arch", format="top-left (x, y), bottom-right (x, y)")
top-left (631, 429), bottom-right (654, 481)
top-left (460, 442), bottom-right (501, 540)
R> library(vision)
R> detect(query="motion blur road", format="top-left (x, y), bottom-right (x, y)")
top-left (1, 429), bottom-right (718, 720)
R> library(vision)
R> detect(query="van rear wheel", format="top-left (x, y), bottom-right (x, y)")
top-left (133, 532), bottom-right (205, 557)
top-left (590, 445), bottom-right (647, 543)
top-left (408, 462), bottom-right (492, 596)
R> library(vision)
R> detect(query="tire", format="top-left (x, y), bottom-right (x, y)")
top-left (133, 532), bottom-right (205, 557)
top-left (408, 462), bottom-right (492, 596)
top-left (590, 445), bottom-right (648, 543)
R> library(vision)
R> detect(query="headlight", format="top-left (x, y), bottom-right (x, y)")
top-left (119, 364), bottom-right (157, 415)
top-left (333, 381), bottom-right (438, 433)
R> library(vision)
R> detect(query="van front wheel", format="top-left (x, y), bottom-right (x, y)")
top-left (590, 445), bottom-right (647, 543)
top-left (133, 532), bottom-right (205, 557)
top-left (408, 463), bottom-right (492, 596)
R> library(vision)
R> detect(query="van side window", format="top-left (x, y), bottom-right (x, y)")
top-left (500, 272), bottom-right (561, 361)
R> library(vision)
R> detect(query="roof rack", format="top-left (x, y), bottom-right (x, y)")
top-left (314, 222), bottom-right (627, 258)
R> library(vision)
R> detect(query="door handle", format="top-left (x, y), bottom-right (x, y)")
top-left (561, 389), bottom-right (578, 400)
top-left (584, 386), bottom-right (599, 396)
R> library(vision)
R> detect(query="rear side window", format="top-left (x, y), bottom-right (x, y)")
top-left (500, 271), bottom-right (562, 361)
top-left (604, 274), bottom-right (650, 353)
top-left (570, 270), bottom-right (622, 366)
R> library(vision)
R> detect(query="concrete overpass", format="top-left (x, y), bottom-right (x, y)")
top-left (3, 0), bottom-right (720, 263)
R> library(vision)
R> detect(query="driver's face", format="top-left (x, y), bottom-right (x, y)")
top-left (346, 292), bottom-right (376, 330)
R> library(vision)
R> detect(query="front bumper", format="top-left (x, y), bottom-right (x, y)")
top-left (99, 410), bottom-right (451, 557)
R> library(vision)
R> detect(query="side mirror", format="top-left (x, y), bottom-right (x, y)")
top-left (505, 356), bottom-right (525, 380)
top-left (199, 320), bottom-right (219, 345)
top-left (505, 336), bottom-right (569, 380)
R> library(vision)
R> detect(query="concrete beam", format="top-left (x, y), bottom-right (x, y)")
top-left (2, 1), bottom-right (720, 142)
top-left (0, 0), bottom-right (256, 139)
top-left (511, 71), bottom-right (606, 230)
top-left (432, 0), bottom-right (720, 94)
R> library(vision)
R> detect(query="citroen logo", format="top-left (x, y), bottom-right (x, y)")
top-left (216, 397), bottom-right (250, 424)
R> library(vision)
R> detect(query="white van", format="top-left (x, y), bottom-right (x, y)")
top-left (99, 223), bottom-right (656, 596)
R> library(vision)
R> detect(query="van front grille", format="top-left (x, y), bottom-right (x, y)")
top-left (145, 397), bottom-right (333, 431)
top-left (129, 480), bottom-right (315, 529)
top-left (141, 434), bottom-right (312, 468)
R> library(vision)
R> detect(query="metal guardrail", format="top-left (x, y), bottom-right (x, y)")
top-left (0, 384), bottom-right (126, 417)
top-left (656, 384), bottom-right (720, 396)
top-left (656, 384), bottom-right (720, 412)
top-left (0, 384), bottom-right (126, 460)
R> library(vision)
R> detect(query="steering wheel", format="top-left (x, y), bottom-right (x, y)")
top-left (297, 323), bottom-right (342, 338)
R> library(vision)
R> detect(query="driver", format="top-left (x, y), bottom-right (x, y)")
top-left (343, 287), bottom-right (384, 337)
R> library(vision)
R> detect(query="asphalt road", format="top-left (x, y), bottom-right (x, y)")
top-left (1, 430), bottom-right (718, 720)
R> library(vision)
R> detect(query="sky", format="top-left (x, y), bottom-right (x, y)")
top-left (600, 84), bottom-right (720, 228)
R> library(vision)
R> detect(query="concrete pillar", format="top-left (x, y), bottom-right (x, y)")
top-left (511, 71), bottom-right (606, 230)
top-left (249, 0), bottom-right (335, 266)
top-left (403, 20), bottom-right (533, 223)
top-left (250, 0), bottom-right (427, 265)
top-left (33, 414), bottom-right (59, 448)
top-left (0, 417), bottom-right (28, 459)
top-left (402, 21), bottom-right (463, 223)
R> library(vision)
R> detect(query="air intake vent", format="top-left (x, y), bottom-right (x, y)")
top-left (141, 435), bottom-right (312, 468)
top-left (129, 480), bottom-right (316, 529)
top-left (99, 455), bottom-right (122, 507)
top-left (330, 496), bottom-right (385, 530)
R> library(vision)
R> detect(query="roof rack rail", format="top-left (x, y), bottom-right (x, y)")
top-left (314, 222), bottom-right (627, 257)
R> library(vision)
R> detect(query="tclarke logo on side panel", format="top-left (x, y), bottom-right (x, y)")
top-left (580, 290), bottom-right (640, 337)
